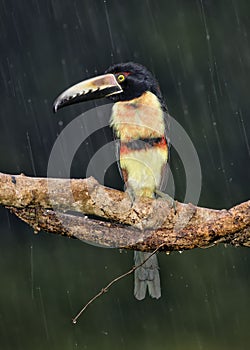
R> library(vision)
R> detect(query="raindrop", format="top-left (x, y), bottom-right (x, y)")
top-left (103, 0), bottom-right (115, 61)
top-left (30, 245), bottom-right (34, 299)
top-left (36, 287), bottom-right (49, 339)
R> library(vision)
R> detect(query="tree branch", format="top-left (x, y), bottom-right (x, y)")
top-left (0, 172), bottom-right (249, 250)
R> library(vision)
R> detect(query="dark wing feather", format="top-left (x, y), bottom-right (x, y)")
top-left (158, 110), bottom-right (171, 193)
top-left (113, 133), bottom-right (127, 189)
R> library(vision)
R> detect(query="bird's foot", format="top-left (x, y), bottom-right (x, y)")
top-left (125, 187), bottom-right (136, 207)
top-left (154, 189), bottom-right (176, 213)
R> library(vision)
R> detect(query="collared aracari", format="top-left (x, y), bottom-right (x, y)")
top-left (53, 62), bottom-right (170, 300)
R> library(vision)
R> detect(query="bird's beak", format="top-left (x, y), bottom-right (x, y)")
top-left (53, 74), bottom-right (123, 112)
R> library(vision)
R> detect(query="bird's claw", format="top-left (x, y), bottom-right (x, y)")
top-left (154, 189), bottom-right (176, 213)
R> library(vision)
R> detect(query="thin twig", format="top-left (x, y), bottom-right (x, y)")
top-left (72, 243), bottom-right (165, 324)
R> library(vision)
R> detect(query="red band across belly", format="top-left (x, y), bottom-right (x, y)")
top-left (120, 136), bottom-right (167, 154)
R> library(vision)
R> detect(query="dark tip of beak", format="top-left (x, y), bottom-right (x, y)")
top-left (53, 88), bottom-right (100, 113)
top-left (53, 103), bottom-right (58, 113)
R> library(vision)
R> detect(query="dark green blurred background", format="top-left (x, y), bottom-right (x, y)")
top-left (0, 1), bottom-right (250, 349)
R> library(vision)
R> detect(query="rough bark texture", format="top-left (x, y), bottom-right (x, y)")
top-left (0, 172), bottom-right (249, 251)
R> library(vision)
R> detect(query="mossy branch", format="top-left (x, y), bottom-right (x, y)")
top-left (0, 172), bottom-right (249, 251)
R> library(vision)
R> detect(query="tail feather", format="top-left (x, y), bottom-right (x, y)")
top-left (134, 251), bottom-right (161, 300)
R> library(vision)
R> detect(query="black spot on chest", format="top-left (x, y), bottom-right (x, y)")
top-left (122, 137), bottom-right (164, 151)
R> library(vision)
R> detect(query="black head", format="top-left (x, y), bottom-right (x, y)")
top-left (53, 61), bottom-right (167, 113)
top-left (105, 62), bottom-right (163, 102)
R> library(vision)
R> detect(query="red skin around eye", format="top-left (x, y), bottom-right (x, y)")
top-left (117, 72), bottom-right (131, 77)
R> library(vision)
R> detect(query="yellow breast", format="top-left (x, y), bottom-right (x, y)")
top-left (110, 91), bottom-right (165, 141)
top-left (120, 146), bottom-right (168, 198)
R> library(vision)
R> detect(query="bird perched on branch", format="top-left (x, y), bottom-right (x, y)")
top-left (53, 62), bottom-right (170, 300)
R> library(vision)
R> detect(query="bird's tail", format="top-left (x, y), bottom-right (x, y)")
top-left (134, 251), bottom-right (161, 300)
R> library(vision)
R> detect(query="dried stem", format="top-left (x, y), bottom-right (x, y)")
top-left (72, 243), bottom-right (165, 323)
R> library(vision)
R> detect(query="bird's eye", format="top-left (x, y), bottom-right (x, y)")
top-left (117, 74), bottom-right (125, 83)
